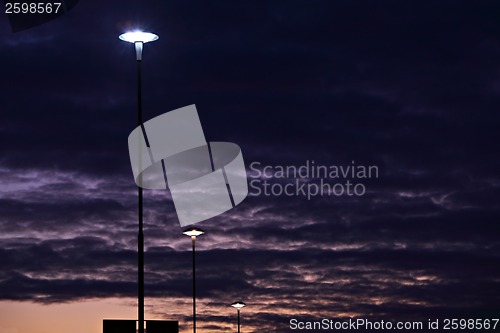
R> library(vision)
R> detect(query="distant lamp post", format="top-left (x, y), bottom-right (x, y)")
top-left (231, 301), bottom-right (246, 333)
top-left (183, 227), bottom-right (205, 333)
top-left (119, 30), bottom-right (159, 333)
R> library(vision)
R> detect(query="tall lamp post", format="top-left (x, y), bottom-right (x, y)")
top-left (231, 301), bottom-right (246, 333)
top-left (182, 227), bottom-right (205, 333)
top-left (119, 30), bottom-right (159, 333)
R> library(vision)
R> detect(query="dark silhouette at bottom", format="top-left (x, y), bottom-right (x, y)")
top-left (103, 319), bottom-right (179, 333)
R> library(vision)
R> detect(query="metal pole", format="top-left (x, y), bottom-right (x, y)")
top-left (237, 309), bottom-right (240, 333)
top-left (192, 236), bottom-right (196, 333)
top-left (137, 53), bottom-right (145, 333)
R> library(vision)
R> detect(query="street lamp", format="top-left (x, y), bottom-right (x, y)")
top-left (231, 301), bottom-right (246, 333)
top-left (119, 31), bottom-right (159, 60)
top-left (119, 30), bottom-right (159, 333)
top-left (182, 227), bottom-right (205, 333)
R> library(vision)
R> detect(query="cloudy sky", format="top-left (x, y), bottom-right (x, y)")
top-left (1, 1), bottom-right (500, 332)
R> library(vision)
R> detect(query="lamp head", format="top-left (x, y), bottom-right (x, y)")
top-left (119, 31), bottom-right (159, 43)
top-left (119, 31), bottom-right (158, 61)
top-left (182, 227), bottom-right (205, 238)
top-left (231, 301), bottom-right (246, 309)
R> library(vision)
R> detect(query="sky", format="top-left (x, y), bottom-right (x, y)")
top-left (1, 1), bottom-right (500, 332)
